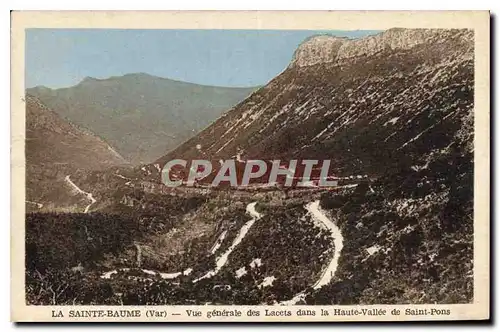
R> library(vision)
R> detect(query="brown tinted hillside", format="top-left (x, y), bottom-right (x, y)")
top-left (28, 73), bottom-right (258, 165)
top-left (162, 28), bottom-right (473, 177)
top-left (25, 94), bottom-right (128, 210)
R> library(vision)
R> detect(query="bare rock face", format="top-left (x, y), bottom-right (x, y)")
top-left (164, 28), bottom-right (474, 174)
top-left (291, 35), bottom-right (347, 67)
top-left (291, 28), bottom-right (474, 67)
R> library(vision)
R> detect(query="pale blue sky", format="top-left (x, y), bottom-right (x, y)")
top-left (26, 29), bottom-right (381, 89)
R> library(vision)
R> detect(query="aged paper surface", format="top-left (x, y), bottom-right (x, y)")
top-left (11, 11), bottom-right (490, 322)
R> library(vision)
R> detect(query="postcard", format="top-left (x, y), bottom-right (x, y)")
top-left (11, 10), bottom-right (490, 322)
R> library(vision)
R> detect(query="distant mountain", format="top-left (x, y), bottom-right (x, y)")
top-left (27, 73), bottom-right (258, 165)
top-left (25, 94), bottom-right (128, 211)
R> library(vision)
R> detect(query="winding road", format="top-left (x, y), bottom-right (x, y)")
top-left (65, 175), bottom-right (96, 213)
top-left (209, 230), bottom-right (228, 254)
top-left (309, 200), bottom-right (344, 289)
top-left (193, 202), bottom-right (262, 283)
top-left (26, 201), bottom-right (43, 209)
top-left (98, 199), bottom-right (343, 305)
top-left (279, 200), bottom-right (343, 305)
top-left (101, 201), bottom-right (263, 282)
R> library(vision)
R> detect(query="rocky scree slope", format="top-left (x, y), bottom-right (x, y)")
top-left (162, 28), bottom-right (473, 178)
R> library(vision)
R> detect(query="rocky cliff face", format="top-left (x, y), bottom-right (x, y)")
top-left (291, 28), bottom-right (472, 67)
top-left (162, 28), bottom-right (474, 177)
top-left (290, 35), bottom-right (347, 67)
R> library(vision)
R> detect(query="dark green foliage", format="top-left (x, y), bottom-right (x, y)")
top-left (26, 212), bottom-right (140, 272)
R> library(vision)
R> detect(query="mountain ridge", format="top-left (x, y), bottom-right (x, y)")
top-left (159, 28), bottom-right (473, 177)
top-left (291, 28), bottom-right (473, 67)
top-left (30, 72), bottom-right (263, 91)
top-left (27, 74), bottom-right (258, 164)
